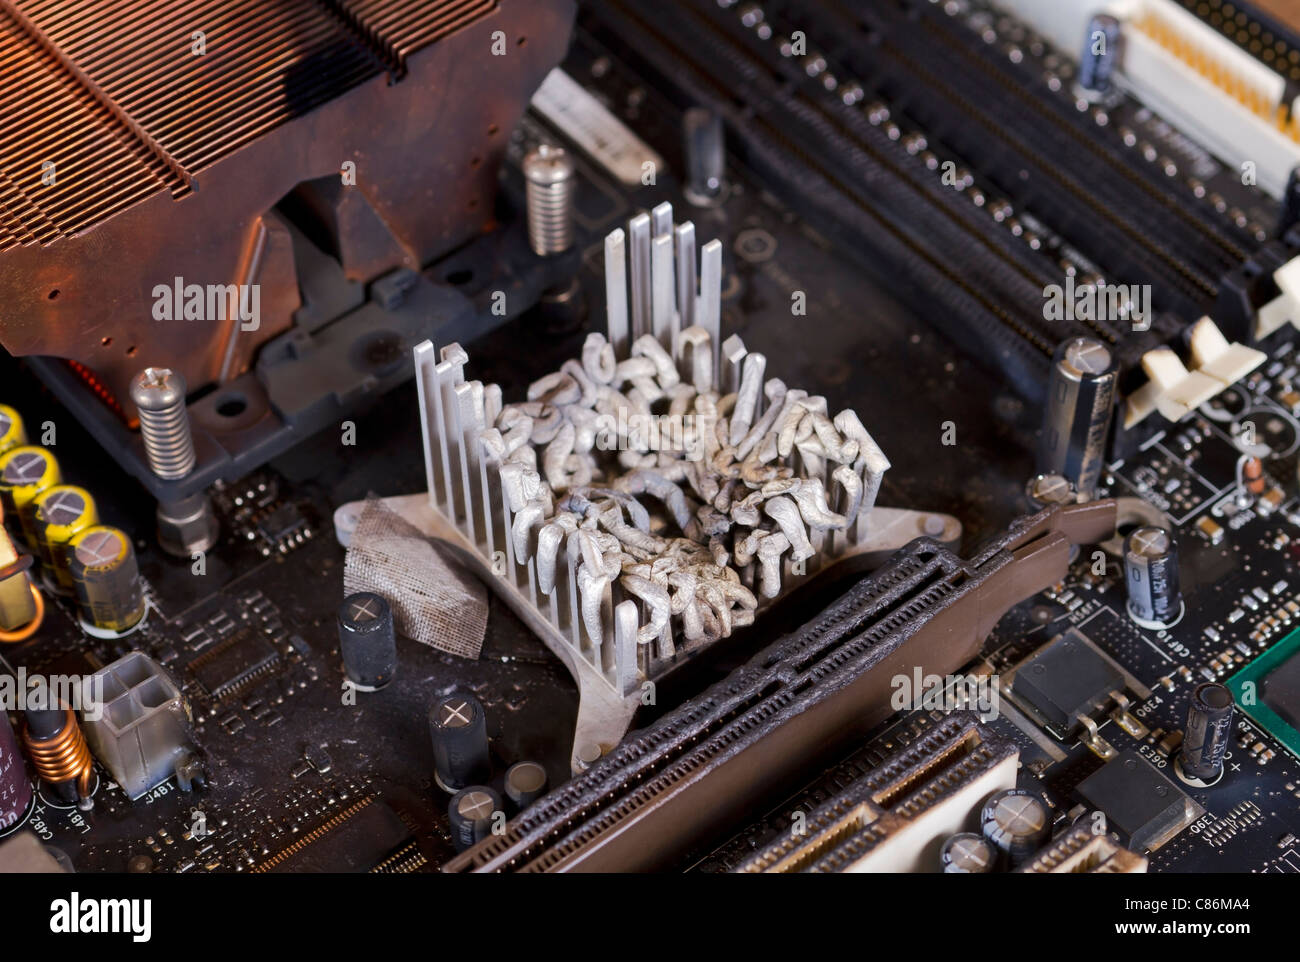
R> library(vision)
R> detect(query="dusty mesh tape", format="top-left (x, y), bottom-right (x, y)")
top-left (344, 496), bottom-right (488, 659)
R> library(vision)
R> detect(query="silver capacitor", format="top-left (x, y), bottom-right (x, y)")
top-left (1077, 14), bottom-right (1122, 95)
top-left (940, 832), bottom-right (997, 874)
top-left (1025, 472), bottom-right (1076, 509)
top-left (981, 789), bottom-right (1051, 868)
top-left (1038, 337), bottom-right (1117, 500)
top-left (1124, 525), bottom-right (1183, 629)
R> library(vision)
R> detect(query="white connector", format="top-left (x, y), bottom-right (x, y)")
top-left (1259, 255), bottom-right (1300, 339)
top-left (991, 0), bottom-right (1300, 197)
top-left (1124, 317), bottom-right (1266, 426)
top-left (1120, 0), bottom-right (1298, 197)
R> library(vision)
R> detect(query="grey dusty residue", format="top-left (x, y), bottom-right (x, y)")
top-left (344, 496), bottom-right (487, 659)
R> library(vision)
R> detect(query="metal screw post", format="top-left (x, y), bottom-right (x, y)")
top-left (129, 367), bottom-right (196, 479)
top-left (523, 145), bottom-right (576, 256)
top-left (128, 368), bottom-right (218, 557)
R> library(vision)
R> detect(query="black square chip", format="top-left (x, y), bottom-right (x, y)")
top-left (1076, 750), bottom-right (1202, 852)
top-left (1011, 629), bottom-right (1125, 734)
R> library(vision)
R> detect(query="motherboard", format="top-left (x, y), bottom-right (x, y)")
top-left (2, 0), bottom-right (1300, 900)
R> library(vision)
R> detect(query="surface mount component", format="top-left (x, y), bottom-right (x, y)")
top-left (251, 795), bottom-right (419, 873)
top-left (1076, 750), bottom-right (1203, 852)
top-left (1264, 651), bottom-right (1300, 731)
top-left (82, 652), bottom-right (193, 801)
top-left (1008, 629), bottom-right (1128, 738)
top-left (187, 628), bottom-right (281, 704)
top-left (736, 713), bottom-right (1018, 874)
top-left (441, 501), bottom-right (1116, 872)
top-left (1229, 626), bottom-right (1300, 761)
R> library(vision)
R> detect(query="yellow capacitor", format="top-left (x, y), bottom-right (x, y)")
top-left (0, 526), bottom-right (39, 635)
top-left (33, 485), bottom-right (98, 592)
top-left (68, 526), bottom-right (145, 633)
top-left (0, 446), bottom-right (61, 549)
top-left (0, 404), bottom-right (26, 455)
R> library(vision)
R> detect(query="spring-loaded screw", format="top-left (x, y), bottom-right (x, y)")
top-left (129, 367), bottom-right (196, 479)
top-left (523, 144), bottom-right (576, 257)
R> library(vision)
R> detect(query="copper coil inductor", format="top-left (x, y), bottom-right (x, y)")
top-left (23, 706), bottom-right (95, 808)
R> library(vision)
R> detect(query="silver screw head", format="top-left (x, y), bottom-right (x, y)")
top-left (523, 144), bottom-right (574, 185)
top-left (130, 367), bottom-right (187, 410)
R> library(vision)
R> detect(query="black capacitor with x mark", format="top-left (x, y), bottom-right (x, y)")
top-left (337, 591), bottom-right (396, 691)
top-left (429, 691), bottom-right (491, 792)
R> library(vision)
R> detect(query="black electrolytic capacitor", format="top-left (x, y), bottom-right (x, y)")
top-left (1038, 337), bottom-right (1118, 500)
top-left (337, 591), bottom-right (396, 691)
top-left (504, 761), bottom-right (549, 811)
top-left (1078, 14), bottom-right (1121, 94)
top-left (448, 786), bottom-right (502, 852)
top-left (429, 692), bottom-right (490, 793)
top-left (940, 832), bottom-right (996, 874)
top-left (981, 789), bottom-right (1050, 868)
top-left (1124, 526), bottom-right (1183, 628)
top-left (1182, 683), bottom-right (1234, 782)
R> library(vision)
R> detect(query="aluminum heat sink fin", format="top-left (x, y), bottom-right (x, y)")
top-left (346, 203), bottom-right (961, 773)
